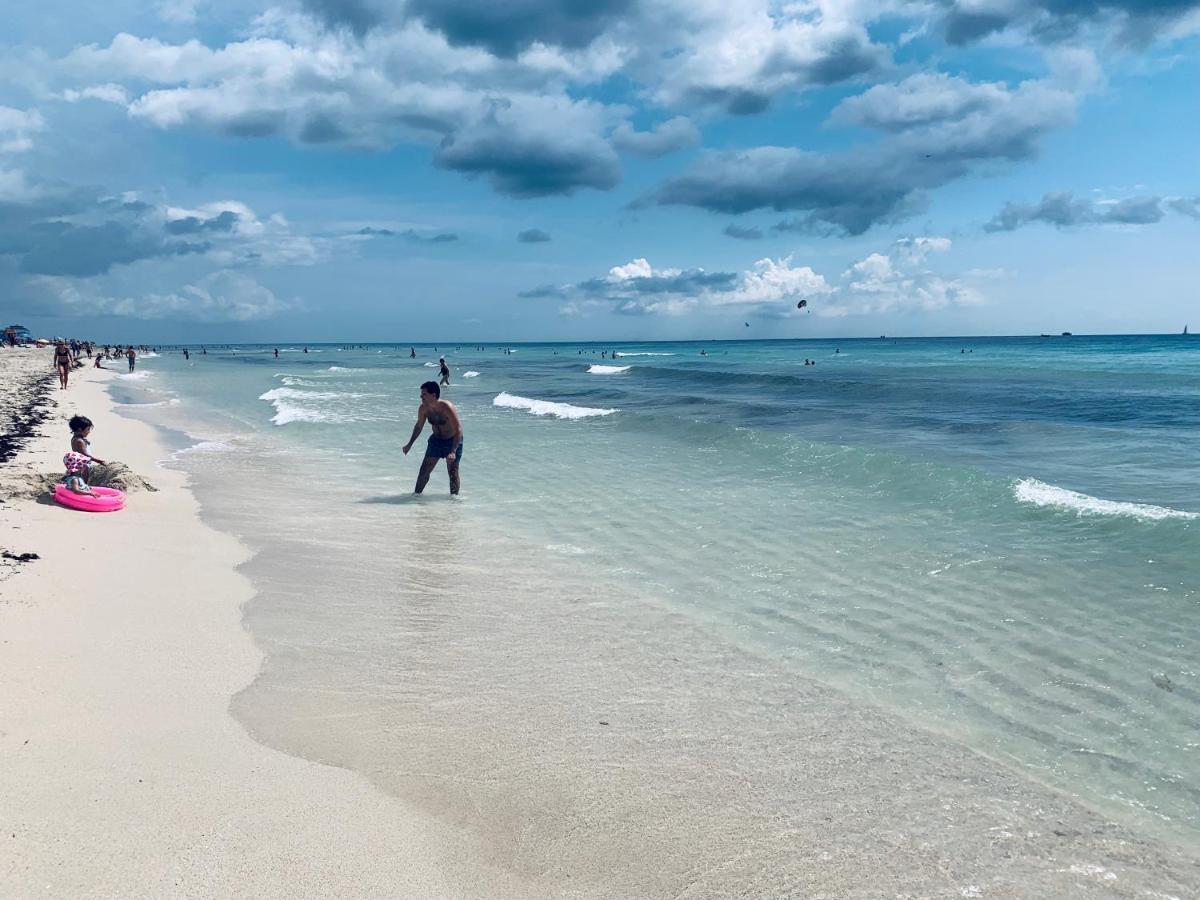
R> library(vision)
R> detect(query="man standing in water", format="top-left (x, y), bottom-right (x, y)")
top-left (126, 346), bottom-right (136, 372)
top-left (439, 356), bottom-right (451, 386)
top-left (402, 381), bottom-right (463, 495)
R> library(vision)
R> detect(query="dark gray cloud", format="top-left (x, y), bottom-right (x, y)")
top-left (611, 117), bottom-right (700, 159)
top-left (301, 0), bottom-right (633, 55)
top-left (522, 265), bottom-right (737, 305)
top-left (357, 226), bottom-right (458, 242)
top-left (517, 228), bottom-right (551, 243)
top-left (301, 0), bottom-right (386, 35)
top-left (648, 76), bottom-right (1074, 235)
top-left (649, 145), bottom-right (941, 235)
top-left (723, 224), bottom-right (763, 240)
top-left (579, 269), bottom-right (737, 296)
top-left (675, 30), bottom-right (888, 116)
top-left (433, 103), bottom-right (620, 198)
top-left (21, 221), bottom-right (208, 277)
top-left (984, 191), bottom-right (1173, 231)
top-left (407, 0), bottom-right (633, 57)
top-left (1167, 196), bottom-right (1200, 219)
top-left (518, 255), bottom-right (830, 317)
top-left (0, 188), bottom-right (217, 277)
top-left (761, 33), bottom-right (886, 87)
top-left (165, 210), bottom-right (240, 235)
top-left (939, 0), bottom-right (1200, 45)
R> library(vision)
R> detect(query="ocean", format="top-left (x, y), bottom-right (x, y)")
top-left (110, 335), bottom-right (1200, 890)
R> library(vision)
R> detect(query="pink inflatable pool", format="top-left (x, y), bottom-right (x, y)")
top-left (54, 484), bottom-right (125, 513)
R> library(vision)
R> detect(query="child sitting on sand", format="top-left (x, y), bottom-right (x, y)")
top-left (62, 415), bottom-right (107, 494)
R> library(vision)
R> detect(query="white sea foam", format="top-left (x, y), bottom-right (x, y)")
top-left (258, 387), bottom-right (361, 425)
top-left (140, 351), bottom-right (160, 358)
top-left (259, 387), bottom-right (350, 402)
top-left (177, 440), bottom-right (235, 455)
top-left (614, 352), bottom-right (674, 357)
top-left (328, 366), bottom-right (367, 372)
top-left (463, 371), bottom-right (480, 378)
top-left (1014, 478), bottom-right (1197, 521)
top-left (493, 392), bottom-right (617, 419)
top-left (588, 364), bottom-right (631, 374)
top-left (424, 362), bottom-right (437, 367)
top-left (118, 371), bottom-right (153, 380)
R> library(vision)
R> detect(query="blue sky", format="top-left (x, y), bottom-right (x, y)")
top-left (2, 0), bottom-right (1198, 342)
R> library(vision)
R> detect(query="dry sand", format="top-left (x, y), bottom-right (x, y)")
top-left (0, 356), bottom-right (526, 898)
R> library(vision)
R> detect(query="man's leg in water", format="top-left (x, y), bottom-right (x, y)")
top-left (447, 457), bottom-right (460, 495)
top-left (414, 456), bottom-right (439, 493)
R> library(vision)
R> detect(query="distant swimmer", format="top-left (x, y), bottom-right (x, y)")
top-left (410, 347), bottom-right (416, 358)
top-left (402, 381), bottom-right (463, 496)
top-left (183, 348), bottom-right (190, 360)
top-left (274, 348), bottom-right (279, 358)
top-left (439, 356), bottom-right (451, 386)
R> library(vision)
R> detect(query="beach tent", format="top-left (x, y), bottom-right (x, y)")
top-left (3, 324), bottom-right (32, 345)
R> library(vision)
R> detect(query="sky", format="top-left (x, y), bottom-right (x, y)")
top-left (1, 0), bottom-right (1198, 342)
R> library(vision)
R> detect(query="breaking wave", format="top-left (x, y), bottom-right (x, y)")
top-left (492, 392), bottom-right (618, 419)
top-left (1014, 478), bottom-right (1197, 521)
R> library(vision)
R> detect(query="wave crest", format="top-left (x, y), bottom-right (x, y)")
top-left (493, 392), bottom-right (617, 419)
top-left (1014, 478), bottom-right (1197, 521)
top-left (588, 364), bottom-right (631, 374)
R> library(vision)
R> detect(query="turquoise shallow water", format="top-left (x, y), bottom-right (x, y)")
top-left (113, 336), bottom-right (1200, 872)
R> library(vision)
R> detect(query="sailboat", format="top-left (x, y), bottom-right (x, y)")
top-left (1184, 325), bottom-right (1189, 335)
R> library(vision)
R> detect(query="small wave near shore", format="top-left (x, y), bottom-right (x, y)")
top-left (1014, 478), bottom-right (1197, 521)
top-left (493, 392), bottom-right (617, 419)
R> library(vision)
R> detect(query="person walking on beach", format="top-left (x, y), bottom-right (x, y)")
top-left (439, 356), bottom-right (451, 386)
top-left (126, 346), bottom-right (136, 372)
top-left (402, 381), bottom-right (463, 495)
top-left (53, 341), bottom-right (72, 389)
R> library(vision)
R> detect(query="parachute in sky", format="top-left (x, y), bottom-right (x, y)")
top-left (796, 299), bottom-right (808, 310)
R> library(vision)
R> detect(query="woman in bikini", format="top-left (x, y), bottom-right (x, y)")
top-left (53, 341), bottom-right (72, 389)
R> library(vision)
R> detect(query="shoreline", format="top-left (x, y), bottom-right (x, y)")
top-left (0, 361), bottom-right (529, 898)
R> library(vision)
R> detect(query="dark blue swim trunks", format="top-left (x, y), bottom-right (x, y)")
top-left (425, 435), bottom-right (463, 460)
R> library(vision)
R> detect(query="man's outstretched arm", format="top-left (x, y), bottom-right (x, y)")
top-left (402, 408), bottom-right (427, 455)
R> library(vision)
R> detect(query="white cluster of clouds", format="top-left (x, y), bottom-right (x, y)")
top-left (523, 237), bottom-right (982, 318)
top-left (0, 177), bottom-right (321, 321)
top-left (3, 0), bottom-right (1198, 326)
top-left (0, 105), bottom-right (45, 154)
top-left (42, 270), bottom-right (290, 322)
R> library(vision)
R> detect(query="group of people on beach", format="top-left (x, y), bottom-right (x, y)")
top-left (51, 341), bottom-right (146, 388)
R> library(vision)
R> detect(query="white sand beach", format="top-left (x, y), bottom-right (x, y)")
top-left (0, 354), bottom-right (528, 898)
